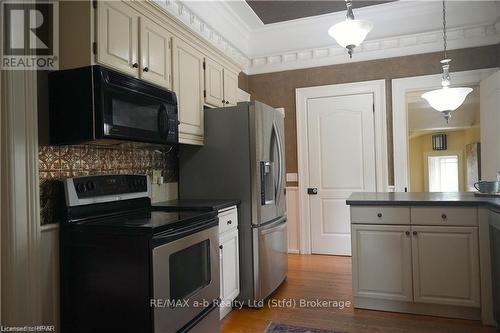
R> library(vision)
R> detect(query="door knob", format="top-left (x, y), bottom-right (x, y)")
top-left (307, 188), bottom-right (318, 195)
top-left (132, 62), bottom-right (139, 68)
top-left (227, 220), bottom-right (232, 225)
top-left (143, 67), bottom-right (149, 72)
top-left (219, 245), bottom-right (223, 249)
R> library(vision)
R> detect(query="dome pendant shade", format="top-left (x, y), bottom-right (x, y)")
top-left (328, 0), bottom-right (373, 58)
top-left (328, 19), bottom-right (373, 58)
top-left (421, 86), bottom-right (473, 112)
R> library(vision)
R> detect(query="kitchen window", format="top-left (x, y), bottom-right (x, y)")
top-left (427, 155), bottom-right (460, 192)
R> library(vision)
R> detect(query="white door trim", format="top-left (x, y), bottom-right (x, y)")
top-left (296, 80), bottom-right (388, 254)
top-left (1, 69), bottom-right (42, 323)
top-left (392, 68), bottom-right (498, 192)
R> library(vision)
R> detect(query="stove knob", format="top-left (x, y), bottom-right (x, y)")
top-left (76, 183), bottom-right (86, 193)
top-left (86, 181), bottom-right (96, 191)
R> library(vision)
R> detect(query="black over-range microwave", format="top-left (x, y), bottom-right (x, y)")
top-left (49, 65), bottom-right (178, 145)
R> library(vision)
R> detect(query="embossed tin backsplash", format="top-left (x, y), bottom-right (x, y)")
top-left (39, 144), bottom-right (178, 225)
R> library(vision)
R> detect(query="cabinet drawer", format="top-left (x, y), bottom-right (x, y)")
top-left (411, 207), bottom-right (477, 226)
top-left (351, 206), bottom-right (410, 225)
top-left (218, 207), bottom-right (238, 234)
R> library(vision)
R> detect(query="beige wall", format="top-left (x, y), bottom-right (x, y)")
top-left (242, 45), bottom-right (499, 186)
top-left (409, 128), bottom-right (480, 192)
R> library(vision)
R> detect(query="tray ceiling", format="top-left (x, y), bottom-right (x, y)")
top-left (245, 0), bottom-right (395, 24)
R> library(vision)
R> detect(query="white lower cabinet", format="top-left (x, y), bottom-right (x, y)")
top-left (351, 225), bottom-right (413, 302)
top-left (218, 207), bottom-right (240, 319)
top-left (411, 226), bottom-right (480, 307)
top-left (351, 206), bottom-right (481, 318)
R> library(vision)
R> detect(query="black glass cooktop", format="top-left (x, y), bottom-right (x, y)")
top-left (76, 210), bottom-right (217, 233)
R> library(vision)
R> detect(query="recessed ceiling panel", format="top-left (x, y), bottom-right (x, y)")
top-left (246, 1), bottom-right (396, 25)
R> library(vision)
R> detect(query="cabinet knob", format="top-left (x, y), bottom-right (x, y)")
top-left (225, 101), bottom-right (229, 105)
top-left (222, 99), bottom-right (226, 103)
top-left (441, 214), bottom-right (447, 220)
top-left (143, 67), bottom-right (149, 72)
top-left (413, 231), bottom-right (418, 236)
top-left (219, 245), bottom-right (223, 249)
top-left (377, 213), bottom-right (382, 218)
top-left (227, 220), bottom-right (232, 225)
top-left (132, 62), bottom-right (139, 68)
top-left (405, 231), bottom-right (410, 236)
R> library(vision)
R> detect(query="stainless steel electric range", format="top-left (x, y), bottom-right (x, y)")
top-left (60, 174), bottom-right (220, 333)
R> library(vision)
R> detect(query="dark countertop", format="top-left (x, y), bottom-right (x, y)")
top-left (152, 199), bottom-right (240, 212)
top-left (346, 192), bottom-right (500, 210)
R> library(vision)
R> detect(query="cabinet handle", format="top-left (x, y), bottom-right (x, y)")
top-left (219, 245), bottom-right (223, 249)
top-left (132, 62), bottom-right (139, 68)
top-left (441, 214), bottom-right (447, 220)
top-left (413, 231), bottom-right (418, 236)
top-left (143, 67), bottom-right (149, 72)
top-left (227, 220), bottom-right (232, 225)
top-left (405, 231), bottom-right (410, 236)
top-left (377, 213), bottom-right (382, 218)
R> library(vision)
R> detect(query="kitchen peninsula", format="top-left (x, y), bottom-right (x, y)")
top-left (346, 192), bottom-right (498, 326)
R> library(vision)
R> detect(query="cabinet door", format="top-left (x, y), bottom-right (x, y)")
top-left (411, 226), bottom-right (480, 307)
top-left (204, 58), bottom-right (224, 107)
top-left (139, 17), bottom-right (172, 88)
top-left (220, 229), bottom-right (240, 316)
top-left (172, 38), bottom-right (205, 145)
top-left (351, 225), bottom-right (413, 302)
top-left (223, 69), bottom-right (238, 107)
top-left (97, 1), bottom-right (138, 76)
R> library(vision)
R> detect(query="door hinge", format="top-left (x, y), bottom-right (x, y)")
top-left (203, 90), bottom-right (206, 98)
top-left (202, 61), bottom-right (206, 70)
top-left (372, 104), bottom-right (375, 113)
top-left (92, 0), bottom-right (97, 9)
top-left (168, 40), bottom-right (171, 49)
top-left (92, 42), bottom-right (97, 55)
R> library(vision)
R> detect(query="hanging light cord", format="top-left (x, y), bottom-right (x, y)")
top-left (442, 0), bottom-right (447, 59)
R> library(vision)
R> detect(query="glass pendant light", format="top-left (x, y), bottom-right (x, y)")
top-left (328, 0), bottom-right (373, 58)
top-left (421, 0), bottom-right (472, 123)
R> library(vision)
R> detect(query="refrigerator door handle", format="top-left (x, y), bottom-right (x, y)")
top-left (273, 122), bottom-right (284, 206)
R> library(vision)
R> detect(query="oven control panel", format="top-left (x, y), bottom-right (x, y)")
top-left (73, 175), bottom-right (148, 198)
top-left (63, 175), bottom-right (151, 207)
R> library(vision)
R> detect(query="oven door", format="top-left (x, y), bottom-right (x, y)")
top-left (152, 224), bottom-right (220, 333)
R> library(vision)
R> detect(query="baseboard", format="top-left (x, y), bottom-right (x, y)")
top-left (288, 249), bottom-right (299, 254)
top-left (354, 296), bottom-right (482, 322)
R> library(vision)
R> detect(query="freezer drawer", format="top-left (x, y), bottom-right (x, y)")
top-left (253, 217), bottom-right (288, 302)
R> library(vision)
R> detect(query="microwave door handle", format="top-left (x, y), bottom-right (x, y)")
top-left (158, 105), bottom-right (167, 137)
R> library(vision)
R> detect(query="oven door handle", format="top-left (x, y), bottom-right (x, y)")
top-left (152, 218), bottom-right (218, 245)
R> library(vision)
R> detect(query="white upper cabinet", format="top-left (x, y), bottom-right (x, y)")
top-left (97, 1), bottom-right (139, 76)
top-left (204, 58), bottom-right (224, 108)
top-left (223, 69), bottom-right (238, 107)
top-left (139, 17), bottom-right (173, 88)
top-left (204, 58), bottom-right (239, 108)
top-left (172, 38), bottom-right (205, 145)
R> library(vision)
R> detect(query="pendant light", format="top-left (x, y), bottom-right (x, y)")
top-left (421, 0), bottom-right (472, 123)
top-left (328, 0), bottom-right (373, 58)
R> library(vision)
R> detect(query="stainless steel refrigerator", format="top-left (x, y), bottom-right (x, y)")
top-left (179, 101), bottom-right (287, 304)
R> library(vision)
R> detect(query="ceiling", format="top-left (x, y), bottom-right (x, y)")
top-left (245, 0), bottom-right (395, 24)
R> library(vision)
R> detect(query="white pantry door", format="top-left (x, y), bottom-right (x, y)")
top-left (308, 93), bottom-right (376, 255)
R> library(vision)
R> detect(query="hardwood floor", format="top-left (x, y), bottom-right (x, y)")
top-left (221, 254), bottom-right (495, 333)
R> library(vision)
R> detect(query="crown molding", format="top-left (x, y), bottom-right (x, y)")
top-left (246, 23), bottom-right (500, 75)
top-left (153, 0), bottom-right (250, 68)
